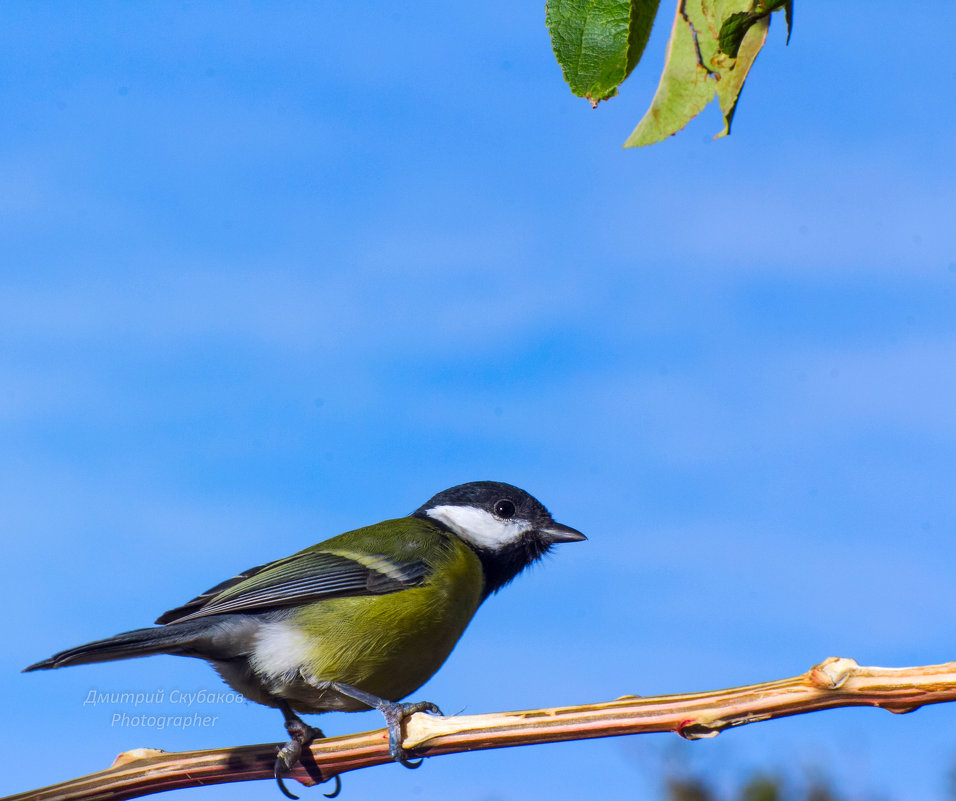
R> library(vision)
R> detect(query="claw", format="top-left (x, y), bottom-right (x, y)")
top-left (274, 754), bottom-right (342, 799)
top-left (275, 758), bottom-right (301, 800)
top-left (274, 740), bottom-right (304, 800)
top-left (323, 775), bottom-right (342, 798)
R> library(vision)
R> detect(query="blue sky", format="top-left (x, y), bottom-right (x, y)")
top-left (1, 2), bottom-right (954, 799)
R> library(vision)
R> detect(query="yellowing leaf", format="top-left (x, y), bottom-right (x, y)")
top-left (623, 0), bottom-right (787, 147)
top-left (714, 12), bottom-right (769, 138)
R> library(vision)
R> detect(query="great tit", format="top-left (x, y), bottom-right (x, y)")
top-left (25, 481), bottom-right (585, 796)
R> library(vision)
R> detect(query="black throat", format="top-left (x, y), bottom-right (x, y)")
top-left (471, 534), bottom-right (552, 600)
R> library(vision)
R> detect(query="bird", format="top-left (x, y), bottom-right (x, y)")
top-left (24, 481), bottom-right (586, 797)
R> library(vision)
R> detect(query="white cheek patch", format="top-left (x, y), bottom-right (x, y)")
top-left (426, 505), bottom-right (529, 550)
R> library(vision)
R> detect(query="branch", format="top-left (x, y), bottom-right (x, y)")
top-left (7, 657), bottom-right (956, 801)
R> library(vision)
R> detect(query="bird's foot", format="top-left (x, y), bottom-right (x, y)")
top-left (379, 700), bottom-right (443, 768)
top-left (274, 717), bottom-right (340, 799)
top-left (277, 715), bottom-right (323, 770)
top-left (319, 681), bottom-right (442, 769)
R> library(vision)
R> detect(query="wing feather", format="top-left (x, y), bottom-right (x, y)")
top-left (156, 548), bottom-right (429, 625)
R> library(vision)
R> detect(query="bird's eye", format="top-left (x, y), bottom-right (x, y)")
top-left (494, 499), bottom-right (516, 519)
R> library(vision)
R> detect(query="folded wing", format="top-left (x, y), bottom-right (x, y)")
top-left (156, 548), bottom-right (430, 625)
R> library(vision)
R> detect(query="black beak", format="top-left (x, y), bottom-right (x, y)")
top-left (540, 521), bottom-right (587, 543)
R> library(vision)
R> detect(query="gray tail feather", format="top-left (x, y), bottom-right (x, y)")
top-left (23, 620), bottom-right (214, 672)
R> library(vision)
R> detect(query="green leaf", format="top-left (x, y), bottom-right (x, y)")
top-left (626, 0), bottom-right (663, 76)
top-left (547, 0), bottom-right (661, 105)
top-left (718, 0), bottom-right (789, 57)
top-left (719, 11), bottom-right (757, 59)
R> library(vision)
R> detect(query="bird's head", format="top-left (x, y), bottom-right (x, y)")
top-left (413, 480), bottom-right (586, 596)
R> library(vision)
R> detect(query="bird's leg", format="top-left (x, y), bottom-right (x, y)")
top-left (274, 701), bottom-right (340, 800)
top-left (326, 681), bottom-right (442, 769)
top-left (276, 700), bottom-right (324, 775)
